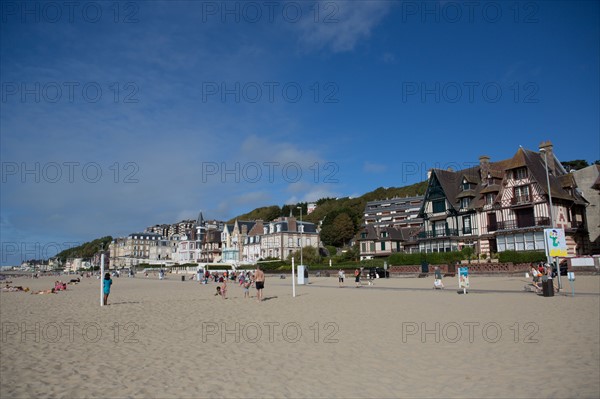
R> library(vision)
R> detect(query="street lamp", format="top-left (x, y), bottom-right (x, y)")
top-left (539, 148), bottom-right (555, 227)
top-left (540, 147), bottom-right (561, 289)
top-left (297, 206), bottom-right (303, 267)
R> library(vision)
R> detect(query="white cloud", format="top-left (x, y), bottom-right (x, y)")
top-left (295, 1), bottom-right (391, 53)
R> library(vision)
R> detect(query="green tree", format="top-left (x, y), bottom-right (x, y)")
top-left (55, 236), bottom-right (112, 262)
top-left (287, 246), bottom-right (321, 265)
top-left (320, 212), bottom-right (355, 247)
top-left (332, 213), bottom-right (355, 247)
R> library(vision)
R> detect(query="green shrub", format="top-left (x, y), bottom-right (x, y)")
top-left (258, 260), bottom-right (287, 271)
top-left (388, 252), bottom-right (463, 266)
top-left (325, 245), bottom-right (337, 257)
top-left (498, 250), bottom-right (546, 264)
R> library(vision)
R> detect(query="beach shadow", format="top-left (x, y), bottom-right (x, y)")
top-left (108, 301), bottom-right (141, 305)
top-left (261, 296), bottom-right (278, 301)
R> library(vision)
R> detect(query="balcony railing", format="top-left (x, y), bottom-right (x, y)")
top-left (511, 195), bottom-right (531, 205)
top-left (418, 228), bottom-right (458, 239)
top-left (496, 217), bottom-right (551, 230)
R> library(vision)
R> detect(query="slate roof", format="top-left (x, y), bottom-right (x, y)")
top-left (358, 225), bottom-right (420, 242)
top-left (421, 145), bottom-right (587, 215)
top-left (592, 165), bottom-right (600, 190)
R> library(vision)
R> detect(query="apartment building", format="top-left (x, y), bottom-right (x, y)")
top-left (363, 196), bottom-right (424, 228)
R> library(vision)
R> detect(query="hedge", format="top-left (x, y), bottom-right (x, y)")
top-left (388, 251), bottom-right (464, 266)
top-left (498, 250), bottom-right (546, 264)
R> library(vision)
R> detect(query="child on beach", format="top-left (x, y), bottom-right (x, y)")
top-left (243, 280), bottom-right (251, 298)
top-left (215, 284), bottom-right (227, 299)
top-left (103, 273), bottom-right (112, 305)
top-left (221, 278), bottom-right (227, 299)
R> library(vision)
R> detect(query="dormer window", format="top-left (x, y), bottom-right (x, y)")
top-left (461, 179), bottom-right (474, 191)
top-left (485, 193), bottom-right (495, 205)
top-left (432, 199), bottom-right (446, 213)
top-left (461, 197), bottom-right (471, 209)
top-left (514, 167), bottom-right (528, 180)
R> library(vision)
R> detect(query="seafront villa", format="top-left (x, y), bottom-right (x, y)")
top-left (103, 141), bottom-right (597, 270)
top-left (417, 141), bottom-right (589, 257)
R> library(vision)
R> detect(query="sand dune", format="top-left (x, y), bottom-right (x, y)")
top-left (1, 273), bottom-right (599, 398)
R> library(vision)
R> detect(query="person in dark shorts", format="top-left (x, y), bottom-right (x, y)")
top-left (254, 264), bottom-right (265, 302)
top-left (354, 268), bottom-right (360, 287)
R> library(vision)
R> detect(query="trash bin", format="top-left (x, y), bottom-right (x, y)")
top-left (181, 275), bottom-right (185, 282)
top-left (542, 280), bottom-right (554, 297)
top-left (421, 261), bottom-right (429, 274)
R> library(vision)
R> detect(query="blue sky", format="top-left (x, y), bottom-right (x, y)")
top-left (1, 0), bottom-right (599, 265)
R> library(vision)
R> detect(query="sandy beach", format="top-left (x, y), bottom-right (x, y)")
top-left (1, 273), bottom-right (599, 398)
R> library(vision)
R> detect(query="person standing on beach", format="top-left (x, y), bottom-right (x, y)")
top-left (243, 279), bottom-right (251, 298)
top-left (354, 268), bottom-right (360, 288)
top-left (221, 277), bottom-right (228, 299)
top-left (433, 266), bottom-right (444, 289)
top-left (103, 273), bottom-right (112, 306)
top-left (254, 264), bottom-right (265, 302)
top-left (338, 269), bottom-right (345, 287)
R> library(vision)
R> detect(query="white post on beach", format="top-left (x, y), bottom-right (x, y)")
top-left (292, 256), bottom-right (296, 298)
top-left (100, 253), bottom-right (105, 307)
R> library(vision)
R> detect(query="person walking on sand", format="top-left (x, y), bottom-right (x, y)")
top-left (103, 272), bottom-right (112, 305)
top-left (254, 264), bottom-right (265, 302)
top-left (354, 268), bottom-right (361, 288)
top-left (338, 269), bottom-right (345, 287)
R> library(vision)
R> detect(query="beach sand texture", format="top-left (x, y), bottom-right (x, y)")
top-left (1, 274), bottom-right (599, 398)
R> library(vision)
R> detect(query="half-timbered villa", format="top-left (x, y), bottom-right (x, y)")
top-left (418, 141), bottom-right (589, 257)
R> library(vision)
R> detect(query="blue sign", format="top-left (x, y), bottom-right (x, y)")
top-left (458, 267), bottom-right (469, 288)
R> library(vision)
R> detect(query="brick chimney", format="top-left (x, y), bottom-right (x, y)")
top-left (288, 217), bottom-right (297, 233)
top-left (539, 141), bottom-right (555, 174)
top-left (479, 155), bottom-right (490, 180)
